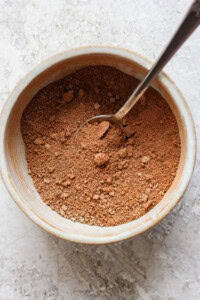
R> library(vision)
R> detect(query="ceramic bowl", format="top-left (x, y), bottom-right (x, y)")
top-left (0, 47), bottom-right (196, 244)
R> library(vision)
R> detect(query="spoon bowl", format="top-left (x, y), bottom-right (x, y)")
top-left (74, 114), bottom-right (124, 136)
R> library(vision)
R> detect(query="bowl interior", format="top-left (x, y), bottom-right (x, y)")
top-left (1, 49), bottom-right (195, 243)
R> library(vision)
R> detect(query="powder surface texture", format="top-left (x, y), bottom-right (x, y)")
top-left (21, 66), bottom-right (181, 226)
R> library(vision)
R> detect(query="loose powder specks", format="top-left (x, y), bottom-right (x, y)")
top-left (21, 66), bottom-right (181, 227)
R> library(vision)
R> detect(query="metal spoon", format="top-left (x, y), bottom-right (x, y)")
top-left (77, 0), bottom-right (200, 133)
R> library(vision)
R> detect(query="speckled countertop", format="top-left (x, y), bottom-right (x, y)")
top-left (0, 0), bottom-right (200, 299)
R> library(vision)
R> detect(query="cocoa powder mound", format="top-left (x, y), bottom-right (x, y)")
top-left (21, 66), bottom-right (181, 227)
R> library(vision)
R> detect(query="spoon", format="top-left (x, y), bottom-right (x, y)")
top-left (76, 0), bottom-right (200, 134)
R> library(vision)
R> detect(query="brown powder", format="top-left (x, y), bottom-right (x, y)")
top-left (21, 66), bottom-right (181, 227)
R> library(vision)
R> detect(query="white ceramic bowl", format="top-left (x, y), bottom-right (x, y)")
top-left (0, 47), bottom-right (196, 244)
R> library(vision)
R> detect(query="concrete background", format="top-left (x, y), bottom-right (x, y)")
top-left (0, 0), bottom-right (200, 299)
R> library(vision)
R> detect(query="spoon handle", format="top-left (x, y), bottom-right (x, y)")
top-left (115, 0), bottom-right (200, 121)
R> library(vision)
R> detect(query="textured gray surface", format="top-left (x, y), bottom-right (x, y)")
top-left (0, 0), bottom-right (200, 299)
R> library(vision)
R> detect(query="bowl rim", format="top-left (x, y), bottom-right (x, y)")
top-left (0, 46), bottom-right (196, 244)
